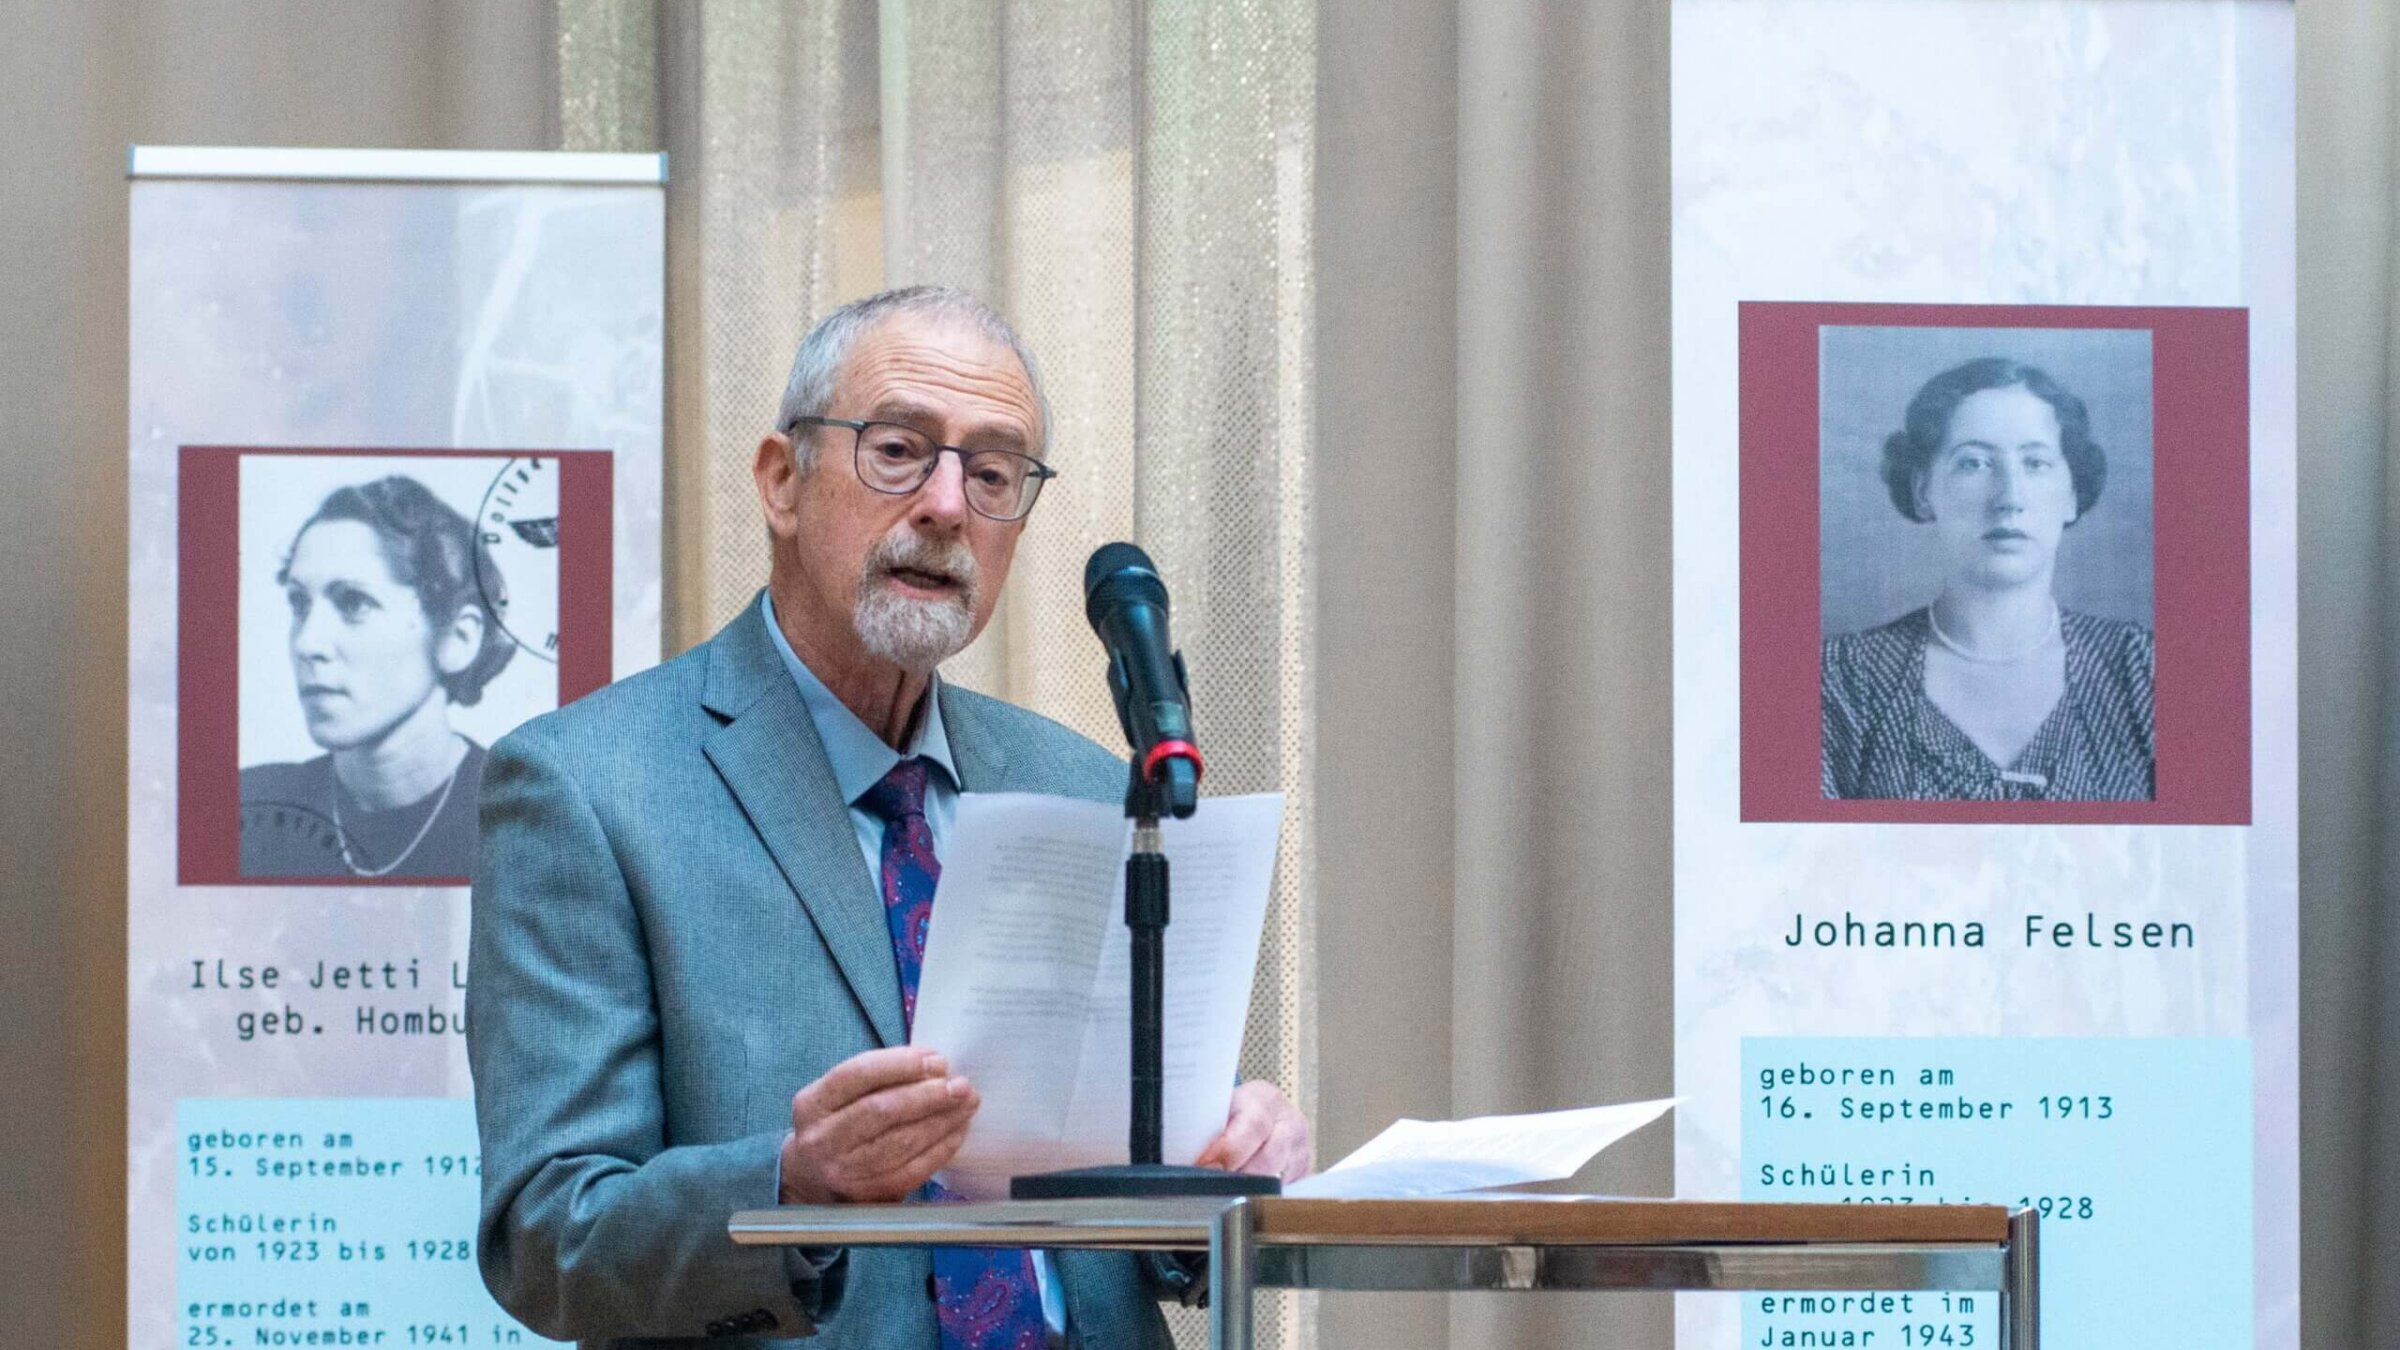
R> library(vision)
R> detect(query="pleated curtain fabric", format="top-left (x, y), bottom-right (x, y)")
top-left (2295, 3), bottom-right (2400, 1344)
top-left (552, 3), bottom-right (1316, 1346)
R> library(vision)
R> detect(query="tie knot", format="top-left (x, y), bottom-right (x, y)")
top-left (859, 757), bottom-right (934, 824)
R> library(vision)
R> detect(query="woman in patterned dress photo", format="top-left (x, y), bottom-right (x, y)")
top-left (1821, 357), bottom-right (2155, 802)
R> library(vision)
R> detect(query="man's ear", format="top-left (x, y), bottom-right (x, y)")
top-left (755, 430), bottom-right (803, 538)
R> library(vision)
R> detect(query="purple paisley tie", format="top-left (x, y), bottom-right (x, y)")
top-left (858, 758), bottom-right (1051, 1350)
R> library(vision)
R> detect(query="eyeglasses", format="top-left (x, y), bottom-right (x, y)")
top-left (788, 416), bottom-right (1057, 522)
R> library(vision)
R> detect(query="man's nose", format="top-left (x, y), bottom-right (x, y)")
top-left (911, 450), bottom-right (973, 529)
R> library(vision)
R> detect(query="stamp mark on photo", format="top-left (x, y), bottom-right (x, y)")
top-left (475, 457), bottom-right (561, 665)
top-left (237, 800), bottom-right (346, 878)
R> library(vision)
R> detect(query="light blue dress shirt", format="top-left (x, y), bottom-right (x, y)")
top-left (761, 595), bottom-right (1068, 1340)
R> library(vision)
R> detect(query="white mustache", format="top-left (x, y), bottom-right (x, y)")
top-left (866, 532), bottom-right (979, 598)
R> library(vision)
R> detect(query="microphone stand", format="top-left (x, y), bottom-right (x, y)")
top-left (1009, 755), bottom-right (1277, 1200)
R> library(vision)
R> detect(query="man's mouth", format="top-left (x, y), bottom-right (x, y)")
top-left (1982, 528), bottom-right (2031, 543)
top-left (884, 565), bottom-right (961, 593)
top-left (299, 683), bottom-right (345, 698)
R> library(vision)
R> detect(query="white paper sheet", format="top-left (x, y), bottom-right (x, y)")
top-left (1287, 1098), bottom-right (1678, 1199)
top-left (909, 791), bottom-right (1285, 1198)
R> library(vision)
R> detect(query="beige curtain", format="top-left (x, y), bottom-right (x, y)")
top-left (2295, 3), bottom-right (2400, 1346)
top-left (0, 4), bottom-right (559, 1345)
top-left (552, 1), bottom-right (1317, 1344)
top-left (1314, 3), bottom-right (1674, 1347)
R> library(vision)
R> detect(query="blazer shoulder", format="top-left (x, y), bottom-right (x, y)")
top-left (491, 641), bottom-right (712, 767)
top-left (944, 684), bottom-right (1126, 798)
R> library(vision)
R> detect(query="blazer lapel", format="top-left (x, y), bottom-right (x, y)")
top-left (939, 682), bottom-right (1013, 794)
top-left (700, 608), bottom-right (908, 1049)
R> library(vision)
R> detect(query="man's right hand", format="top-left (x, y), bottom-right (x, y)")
top-left (779, 1047), bottom-right (979, 1204)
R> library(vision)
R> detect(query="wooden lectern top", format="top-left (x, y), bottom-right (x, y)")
top-left (1248, 1196), bottom-right (2011, 1246)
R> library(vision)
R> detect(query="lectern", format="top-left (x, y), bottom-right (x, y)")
top-left (730, 1196), bottom-right (2039, 1350)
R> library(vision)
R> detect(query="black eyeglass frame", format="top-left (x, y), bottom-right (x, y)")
top-left (787, 415), bottom-right (1059, 522)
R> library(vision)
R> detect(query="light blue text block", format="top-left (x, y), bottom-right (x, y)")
top-left (1740, 1036), bottom-right (2250, 1350)
top-left (177, 1097), bottom-right (564, 1349)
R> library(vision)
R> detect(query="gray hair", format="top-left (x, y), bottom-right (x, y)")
top-left (774, 285), bottom-right (1050, 469)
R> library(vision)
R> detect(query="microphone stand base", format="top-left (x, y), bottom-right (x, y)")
top-left (1009, 1164), bottom-right (1281, 1200)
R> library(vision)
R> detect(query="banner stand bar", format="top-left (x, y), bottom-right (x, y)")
top-left (129, 145), bottom-right (666, 186)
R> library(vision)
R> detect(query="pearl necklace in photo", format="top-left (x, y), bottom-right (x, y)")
top-left (1927, 601), bottom-right (2060, 665)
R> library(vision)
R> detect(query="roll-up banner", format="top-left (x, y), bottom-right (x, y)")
top-left (128, 147), bottom-right (665, 1350)
top-left (1670, 5), bottom-right (2294, 1349)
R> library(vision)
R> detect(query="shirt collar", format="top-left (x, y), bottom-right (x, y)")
top-left (759, 592), bottom-right (959, 805)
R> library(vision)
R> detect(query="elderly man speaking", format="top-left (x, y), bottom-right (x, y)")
top-left (467, 287), bottom-right (1309, 1349)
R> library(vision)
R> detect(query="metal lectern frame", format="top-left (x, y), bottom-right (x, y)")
top-left (730, 1196), bottom-right (2039, 1350)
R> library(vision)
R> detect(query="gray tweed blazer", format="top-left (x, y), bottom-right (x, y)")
top-left (467, 600), bottom-right (1169, 1348)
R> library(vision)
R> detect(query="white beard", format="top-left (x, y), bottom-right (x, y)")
top-left (853, 586), bottom-right (974, 672)
top-left (852, 531), bottom-right (981, 673)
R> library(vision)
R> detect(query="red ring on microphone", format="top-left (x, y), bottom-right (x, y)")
top-left (1142, 739), bottom-right (1203, 784)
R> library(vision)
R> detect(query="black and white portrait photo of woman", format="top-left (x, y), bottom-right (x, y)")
top-left (239, 473), bottom-right (518, 878)
top-left (1821, 344), bottom-right (2156, 802)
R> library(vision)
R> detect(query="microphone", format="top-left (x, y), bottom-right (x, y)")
top-left (1083, 542), bottom-right (1201, 818)
top-left (1012, 544), bottom-right (1272, 1197)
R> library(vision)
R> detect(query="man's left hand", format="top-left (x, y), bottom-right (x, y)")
top-left (1193, 1081), bottom-right (1312, 1184)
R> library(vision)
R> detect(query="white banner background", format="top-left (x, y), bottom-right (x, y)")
top-left (1671, 4), bottom-right (2295, 1347)
top-left (128, 152), bottom-right (662, 1350)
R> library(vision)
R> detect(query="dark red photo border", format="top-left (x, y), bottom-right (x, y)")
top-left (1739, 302), bottom-right (2251, 825)
top-left (178, 446), bottom-right (617, 886)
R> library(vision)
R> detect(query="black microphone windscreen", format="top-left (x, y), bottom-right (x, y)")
top-left (1084, 542), bottom-right (1167, 621)
top-left (1084, 541), bottom-right (1155, 596)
